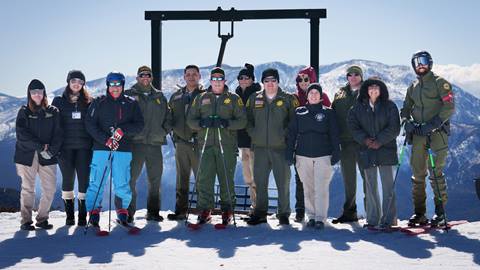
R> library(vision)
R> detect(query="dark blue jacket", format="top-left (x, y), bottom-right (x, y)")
top-left (286, 104), bottom-right (340, 161)
top-left (85, 93), bottom-right (144, 152)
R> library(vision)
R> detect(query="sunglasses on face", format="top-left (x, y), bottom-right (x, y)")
top-left (347, 73), bottom-right (360, 77)
top-left (296, 76), bottom-right (310, 83)
top-left (108, 81), bottom-right (122, 87)
top-left (138, 73), bottom-right (152, 78)
top-left (70, 78), bottom-right (85, 85)
top-left (29, 89), bottom-right (44, 96)
top-left (211, 76), bottom-right (225, 81)
top-left (238, 75), bottom-right (251, 81)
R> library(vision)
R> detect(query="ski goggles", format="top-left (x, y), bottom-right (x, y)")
top-left (210, 76), bottom-right (225, 81)
top-left (412, 56), bottom-right (430, 67)
top-left (29, 89), bottom-right (44, 95)
top-left (296, 76), bottom-right (310, 83)
top-left (69, 78), bottom-right (85, 85)
top-left (108, 81), bottom-right (123, 87)
top-left (138, 72), bottom-right (152, 78)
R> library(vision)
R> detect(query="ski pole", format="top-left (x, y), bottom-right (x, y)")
top-left (185, 127), bottom-right (210, 226)
top-left (426, 134), bottom-right (449, 231)
top-left (84, 150), bottom-right (114, 235)
top-left (217, 128), bottom-right (237, 227)
top-left (108, 155), bottom-right (113, 232)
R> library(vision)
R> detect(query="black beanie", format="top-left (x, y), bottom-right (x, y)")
top-left (238, 63), bottom-right (255, 81)
top-left (210, 67), bottom-right (225, 77)
top-left (28, 79), bottom-right (45, 91)
top-left (306, 83), bottom-right (323, 96)
top-left (66, 70), bottom-right (86, 83)
top-left (261, 68), bottom-right (279, 83)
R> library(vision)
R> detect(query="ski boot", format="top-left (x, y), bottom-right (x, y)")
top-left (408, 213), bottom-right (428, 227)
top-left (117, 209), bottom-right (129, 225)
top-left (89, 209), bottom-right (101, 226)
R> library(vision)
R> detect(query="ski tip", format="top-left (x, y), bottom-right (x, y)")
top-left (96, 230), bottom-right (110, 237)
top-left (214, 223), bottom-right (228, 230)
top-left (128, 228), bottom-right (141, 235)
top-left (187, 223), bottom-right (202, 230)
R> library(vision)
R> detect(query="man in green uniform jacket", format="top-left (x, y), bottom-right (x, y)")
top-left (187, 67), bottom-right (247, 225)
top-left (167, 65), bottom-right (205, 221)
top-left (401, 51), bottom-right (455, 227)
top-left (245, 68), bottom-right (299, 226)
top-left (125, 66), bottom-right (171, 222)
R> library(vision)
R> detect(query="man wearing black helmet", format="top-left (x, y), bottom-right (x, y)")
top-left (85, 72), bottom-right (144, 226)
top-left (401, 51), bottom-right (455, 227)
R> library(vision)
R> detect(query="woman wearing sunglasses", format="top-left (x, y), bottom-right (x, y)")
top-left (52, 70), bottom-right (93, 226)
top-left (15, 79), bottom-right (63, 230)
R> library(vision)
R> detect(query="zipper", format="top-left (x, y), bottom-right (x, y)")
top-left (419, 78), bottom-right (425, 123)
top-left (266, 97), bottom-right (270, 147)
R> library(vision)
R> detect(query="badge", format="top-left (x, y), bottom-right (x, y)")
top-left (443, 83), bottom-right (450, 90)
top-left (276, 100), bottom-right (284, 107)
top-left (156, 98), bottom-right (161, 104)
top-left (293, 97), bottom-right (300, 107)
top-left (201, 98), bottom-right (211, 105)
top-left (72, 112), bottom-right (81, 119)
top-left (224, 98), bottom-right (231, 105)
top-left (315, 113), bottom-right (325, 122)
top-left (237, 99), bottom-right (244, 107)
top-left (255, 99), bottom-right (264, 108)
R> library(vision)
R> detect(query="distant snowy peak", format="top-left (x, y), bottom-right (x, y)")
top-left (434, 64), bottom-right (480, 98)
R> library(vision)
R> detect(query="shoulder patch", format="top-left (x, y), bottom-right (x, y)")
top-left (224, 97), bottom-right (231, 105)
top-left (276, 100), bottom-right (284, 107)
top-left (292, 96), bottom-right (300, 108)
top-left (443, 83), bottom-right (450, 90)
top-left (295, 106), bottom-right (309, 115)
top-left (237, 98), bottom-right (244, 107)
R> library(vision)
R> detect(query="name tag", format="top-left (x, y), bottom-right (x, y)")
top-left (72, 112), bottom-right (81, 119)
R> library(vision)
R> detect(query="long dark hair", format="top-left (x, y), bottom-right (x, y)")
top-left (358, 77), bottom-right (389, 103)
top-left (27, 90), bottom-right (48, 112)
top-left (62, 84), bottom-right (92, 107)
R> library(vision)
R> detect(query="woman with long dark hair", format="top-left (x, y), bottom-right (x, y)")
top-left (15, 79), bottom-right (63, 230)
top-left (52, 70), bottom-right (93, 226)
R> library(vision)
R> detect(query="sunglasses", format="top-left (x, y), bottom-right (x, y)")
top-left (347, 73), bottom-right (360, 77)
top-left (211, 76), bottom-right (225, 81)
top-left (29, 89), bottom-right (44, 95)
top-left (138, 73), bottom-right (152, 78)
top-left (108, 81), bottom-right (123, 87)
top-left (296, 77), bottom-right (310, 83)
top-left (263, 78), bottom-right (278, 83)
top-left (238, 75), bottom-right (251, 81)
top-left (69, 78), bottom-right (85, 85)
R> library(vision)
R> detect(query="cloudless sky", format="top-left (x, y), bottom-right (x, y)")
top-left (1, 0), bottom-right (479, 96)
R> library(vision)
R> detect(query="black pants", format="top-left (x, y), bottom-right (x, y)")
top-left (58, 148), bottom-right (93, 194)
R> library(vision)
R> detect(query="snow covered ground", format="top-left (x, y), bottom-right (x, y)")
top-left (0, 210), bottom-right (479, 269)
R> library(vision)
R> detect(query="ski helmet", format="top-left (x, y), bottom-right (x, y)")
top-left (411, 50), bottom-right (433, 70)
top-left (106, 71), bottom-right (125, 87)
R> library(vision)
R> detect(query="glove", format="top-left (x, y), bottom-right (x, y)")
top-left (113, 128), bottom-right (124, 141)
top-left (419, 116), bottom-right (443, 136)
top-left (213, 118), bottom-right (229, 128)
top-left (199, 118), bottom-right (213, 128)
top-left (105, 137), bottom-right (119, 151)
top-left (369, 140), bottom-right (381, 150)
top-left (330, 153), bottom-right (340, 166)
top-left (40, 150), bottom-right (53, 160)
top-left (404, 121), bottom-right (416, 134)
top-left (364, 138), bottom-right (375, 148)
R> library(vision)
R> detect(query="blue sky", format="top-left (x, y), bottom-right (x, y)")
top-left (1, 0), bottom-right (479, 96)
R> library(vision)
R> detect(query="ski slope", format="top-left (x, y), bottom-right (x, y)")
top-left (0, 210), bottom-right (479, 269)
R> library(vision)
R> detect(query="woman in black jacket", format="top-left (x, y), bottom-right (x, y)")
top-left (347, 77), bottom-right (400, 229)
top-left (52, 70), bottom-right (93, 226)
top-left (14, 79), bottom-right (63, 230)
top-left (286, 83), bottom-right (340, 229)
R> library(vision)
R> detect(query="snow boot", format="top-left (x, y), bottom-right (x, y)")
top-left (306, 219), bottom-right (316, 227)
top-left (89, 209), bottom-right (101, 226)
top-left (35, 220), bottom-right (53, 230)
top-left (332, 213), bottom-right (358, 224)
top-left (167, 211), bottom-right (187, 221)
top-left (117, 208), bottom-right (129, 224)
top-left (278, 215), bottom-right (290, 226)
top-left (315, 221), bottom-right (325, 230)
top-left (408, 213), bottom-right (428, 226)
top-left (146, 212), bottom-right (164, 222)
top-left (64, 199), bottom-right (75, 226)
top-left (20, 221), bottom-right (35, 231)
top-left (295, 211), bottom-right (305, 223)
top-left (431, 205), bottom-right (446, 227)
top-left (246, 215), bottom-right (267, 226)
top-left (77, 199), bottom-right (87, 226)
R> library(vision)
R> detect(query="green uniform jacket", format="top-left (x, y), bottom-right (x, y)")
top-left (400, 71), bottom-right (455, 123)
top-left (332, 84), bottom-right (360, 143)
top-left (246, 88), bottom-right (299, 149)
top-left (124, 83), bottom-right (171, 145)
top-left (187, 86), bottom-right (247, 147)
top-left (168, 85), bottom-right (205, 142)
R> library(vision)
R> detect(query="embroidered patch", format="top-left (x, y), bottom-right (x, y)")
top-left (255, 99), bottom-right (264, 108)
top-left (315, 113), bottom-right (325, 122)
top-left (156, 98), bottom-right (161, 104)
top-left (276, 100), bottom-right (284, 107)
top-left (292, 97), bottom-right (300, 107)
top-left (201, 98), bottom-right (211, 105)
top-left (443, 83), bottom-right (450, 90)
top-left (224, 98), bottom-right (231, 105)
top-left (237, 99), bottom-right (244, 107)
top-left (442, 92), bottom-right (454, 103)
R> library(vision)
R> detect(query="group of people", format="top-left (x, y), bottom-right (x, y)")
top-left (14, 50), bottom-right (454, 232)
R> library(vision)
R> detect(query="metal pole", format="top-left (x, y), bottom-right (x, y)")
top-left (309, 17), bottom-right (320, 77)
top-left (151, 20), bottom-right (162, 90)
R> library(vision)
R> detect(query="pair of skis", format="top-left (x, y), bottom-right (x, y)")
top-left (91, 220), bottom-right (141, 236)
top-left (367, 220), bottom-right (468, 235)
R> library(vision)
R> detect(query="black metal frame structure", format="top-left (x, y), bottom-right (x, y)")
top-left (145, 7), bottom-right (327, 89)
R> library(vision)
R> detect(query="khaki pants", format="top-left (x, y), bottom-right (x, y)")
top-left (240, 147), bottom-right (256, 210)
top-left (16, 152), bottom-right (57, 225)
top-left (295, 155), bottom-right (333, 222)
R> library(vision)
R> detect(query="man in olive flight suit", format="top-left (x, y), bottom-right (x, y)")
top-left (245, 68), bottom-right (299, 226)
top-left (401, 51), bottom-right (455, 227)
top-left (187, 67), bottom-right (247, 225)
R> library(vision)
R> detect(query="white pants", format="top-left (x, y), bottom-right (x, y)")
top-left (16, 152), bottom-right (57, 225)
top-left (295, 155), bottom-right (333, 222)
top-left (240, 148), bottom-right (256, 209)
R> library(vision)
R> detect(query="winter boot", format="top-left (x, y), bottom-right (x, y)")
top-left (306, 219), bottom-right (316, 227)
top-left (35, 220), bottom-right (53, 230)
top-left (89, 209), bottom-right (101, 226)
top-left (278, 215), bottom-right (290, 226)
top-left (332, 213), bottom-right (358, 224)
top-left (315, 221), bottom-right (325, 230)
top-left (146, 212), bottom-right (164, 222)
top-left (246, 215), bottom-right (267, 226)
top-left (408, 213), bottom-right (428, 227)
top-left (197, 210), bottom-right (212, 224)
top-left (295, 211), bottom-right (305, 223)
top-left (431, 205), bottom-right (446, 227)
top-left (64, 199), bottom-right (75, 226)
top-left (77, 199), bottom-right (87, 226)
top-left (167, 211), bottom-right (187, 221)
top-left (117, 208), bottom-right (129, 224)
top-left (20, 221), bottom-right (35, 231)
